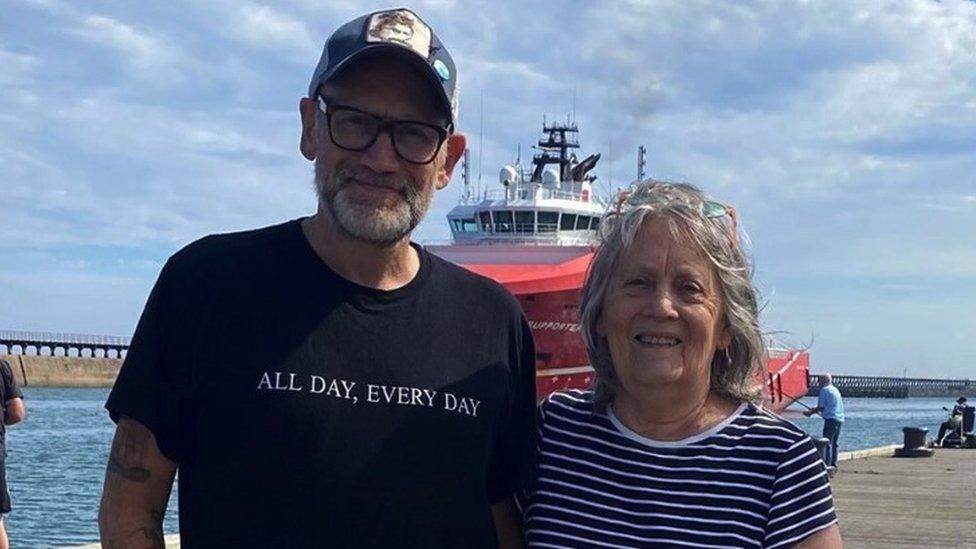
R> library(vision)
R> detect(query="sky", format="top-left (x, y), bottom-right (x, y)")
top-left (2, 0), bottom-right (975, 378)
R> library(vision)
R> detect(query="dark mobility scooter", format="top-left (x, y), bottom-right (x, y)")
top-left (938, 404), bottom-right (975, 448)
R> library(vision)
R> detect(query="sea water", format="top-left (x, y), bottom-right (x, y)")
top-left (785, 396), bottom-right (950, 450)
top-left (5, 388), bottom-right (178, 548)
top-left (2, 388), bottom-right (956, 548)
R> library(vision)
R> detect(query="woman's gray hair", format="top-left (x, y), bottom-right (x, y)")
top-left (579, 180), bottom-right (765, 410)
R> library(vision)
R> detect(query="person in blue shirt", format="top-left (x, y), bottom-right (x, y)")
top-left (804, 373), bottom-right (845, 469)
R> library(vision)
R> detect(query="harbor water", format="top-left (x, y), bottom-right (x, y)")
top-left (784, 396), bottom-right (951, 450)
top-left (3, 388), bottom-right (957, 548)
top-left (6, 388), bottom-right (178, 549)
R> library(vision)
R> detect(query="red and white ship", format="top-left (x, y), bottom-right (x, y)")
top-left (429, 122), bottom-right (807, 411)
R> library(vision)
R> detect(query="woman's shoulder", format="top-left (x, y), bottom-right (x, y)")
top-left (724, 402), bottom-right (816, 449)
top-left (539, 389), bottom-right (598, 421)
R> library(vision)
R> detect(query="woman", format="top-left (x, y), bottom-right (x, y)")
top-left (521, 181), bottom-right (841, 548)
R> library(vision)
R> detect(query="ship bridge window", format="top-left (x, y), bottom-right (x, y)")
top-left (478, 211), bottom-right (492, 233)
top-left (515, 211), bottom-right (535, 233)
top-left (493, 210), bottom-right (514, 233)
top-left (537, 211), bottom-right (558, 233)
top-left (560, 213), bottom-right (577, 231)
top-left (451, 218), bottom-right (478, 233)
top-left (575, 215), bottom-right (591, 230)
top-left (590, 216), bottom-right (600, 231)
top-left (461, 218), bottom-right (478, 232)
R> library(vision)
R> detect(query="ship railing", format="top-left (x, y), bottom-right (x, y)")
top-left (480, 187), bottom-right (603, 204)
top-left (426, 235), bottom-right (598, 246)
top-left (545, 189), bottom-right (595, 202)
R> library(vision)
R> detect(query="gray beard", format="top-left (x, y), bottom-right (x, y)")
top-left (314, 162), bottom-right (434, 247)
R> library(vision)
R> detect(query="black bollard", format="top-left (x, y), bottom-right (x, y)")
top-left (894, 427), bottom-right (934, 458)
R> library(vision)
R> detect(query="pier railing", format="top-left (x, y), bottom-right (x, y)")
top-left (0, 330), bottom-right (130, 359)
top-left (808, 374), bottom-right (974, 398)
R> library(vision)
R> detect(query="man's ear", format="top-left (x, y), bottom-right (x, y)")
top-left (299, 97), bottom-right (318, 161)
top-left (436, 132), bottom-right (467, 190)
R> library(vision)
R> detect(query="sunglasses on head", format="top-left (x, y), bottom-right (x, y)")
top-left (612, 188), bottom-right (740, 249)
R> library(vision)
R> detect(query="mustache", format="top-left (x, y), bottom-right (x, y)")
top-left (334, 167), bottom-right (413, 194)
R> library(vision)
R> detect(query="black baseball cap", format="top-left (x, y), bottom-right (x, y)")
top-left (308, 8), bottom-right (458, 128)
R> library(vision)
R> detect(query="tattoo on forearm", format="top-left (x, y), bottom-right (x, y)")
top-left (107, 420), bottom-right (153, 482)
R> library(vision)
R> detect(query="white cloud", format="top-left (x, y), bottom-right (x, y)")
top-left (1, 90), bottom-right (311, 247)
top-left (0, 50), bottom-right (37, 87)
top-left (10, 0), bottom-right (72, 15)
top-left (879, 284), bottom-right (923, 291)
top-left (275, 0), bottom-right (362, 14)
top-left (223, 4), bottom-right (318, 58)
top-left (51, 95), bottom-right (289, 160)
top-left (71, 14), bottom-right (185, 83)
top-left (414, 0), bottom-right (458, 10)
top-left (5, 0), bottom-right (976, 375)
top-left (0, 265), bottom-right (156, 335)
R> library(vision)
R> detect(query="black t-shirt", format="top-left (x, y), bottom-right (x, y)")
top-left (106, 219), bottom-right (537, 548)
top-left (0, 359), bottom-right (23, 458)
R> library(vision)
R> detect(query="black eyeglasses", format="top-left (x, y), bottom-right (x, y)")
top-left (318, 98), bottom-right (450, 165)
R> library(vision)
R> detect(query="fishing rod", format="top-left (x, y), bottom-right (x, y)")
top-left (786, 393), bottom-right (817, 413)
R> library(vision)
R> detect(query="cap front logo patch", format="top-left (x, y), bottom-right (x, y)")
top-left (366, 9), bottom-right (432, 59)
top-left (433, 59), bottom-right (450, 81)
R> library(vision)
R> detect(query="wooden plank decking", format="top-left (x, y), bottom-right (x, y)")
top-left (831, 447), bottom-right (975, 548)
top-left (70, 448), bottom-right (974, 548)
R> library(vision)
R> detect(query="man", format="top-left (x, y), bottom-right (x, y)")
top-left (936, 396), bottom-right (968, 444)
top-left (99, 9), bottom-right (535, 548)
top-left (804, 373), bottom-right (844, 470)
top-left (0, 358), bottom-right (25, 549)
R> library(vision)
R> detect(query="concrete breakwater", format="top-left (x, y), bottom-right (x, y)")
top-left (1, 354), bottom-right (120, 387)
top-left (807, 374), bottom-right (975, 398)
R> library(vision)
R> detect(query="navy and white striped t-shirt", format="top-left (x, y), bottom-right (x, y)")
top-left (521, 390), bottom-right (837, 548)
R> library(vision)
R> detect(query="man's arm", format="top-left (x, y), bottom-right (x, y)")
top-left (491, 497), bottom-right (524, 549)
top-left (803, 406), bottom-right (823, 417)
top-left (99, 416), bottom-right (177, 549)
top-left (4, 397), bottom-right (25, 425)
top-left (794, 524), bottom-right (842, 548)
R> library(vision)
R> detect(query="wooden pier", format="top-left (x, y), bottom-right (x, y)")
top-left (831, 447), bottom-right (975, 548)
top-left (67, 449), bottom-right (975, 548)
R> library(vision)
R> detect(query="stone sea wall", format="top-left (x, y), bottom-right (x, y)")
top-left (1, 354), bottom-right (120, 387)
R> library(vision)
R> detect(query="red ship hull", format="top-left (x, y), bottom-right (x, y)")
top-left (429, 245), bottom-right (808, 411)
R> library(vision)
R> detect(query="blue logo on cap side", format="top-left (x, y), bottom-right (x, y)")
top-left (433, 59), bottom-right (450, 81)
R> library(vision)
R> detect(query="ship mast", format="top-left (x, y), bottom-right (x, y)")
top-left (461, 149), bottom-right (471, 204)
top-left (637, 145), bottom-right (647, 181)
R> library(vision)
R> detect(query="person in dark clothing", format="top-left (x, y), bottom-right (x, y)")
top-left (98, 8), bottom-right (536, 549)
top-left (936, 396), bottom-right (968, 444)
top-left (0, 359), bottom-right (26, 549)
